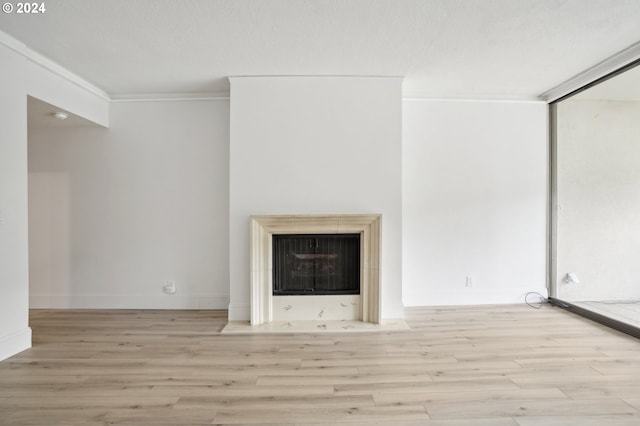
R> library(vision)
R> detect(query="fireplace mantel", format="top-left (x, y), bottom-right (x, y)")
top-left (250, 214), bottom-right (381, 326)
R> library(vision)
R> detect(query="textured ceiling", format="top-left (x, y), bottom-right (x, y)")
top-left (2, 0), bottom-right (640, 100)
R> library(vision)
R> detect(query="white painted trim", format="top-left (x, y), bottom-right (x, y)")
top-left (111, 93), bottom-right (230, 102)
top-left (403, 286), bottom-right (549, 307)
top-left (29, 294), bottom-right (229, 310)
top-left (541, 41), bottom-right (640, 103)
top-left (0, 30), bottom-right (111, 101)
top-left (0, 327), bottom-right (32, 362)
top-left (402, 97), bottom-right (546, 104)
top-left (250, 214), bottom-right (382, 326)
top-left (229, 75), bottom-right (404, 80)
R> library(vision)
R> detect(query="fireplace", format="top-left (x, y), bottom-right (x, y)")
top-left (272, 234), bottom-right (361, 295)
top-left (249, 214), bottom-right (381, 325)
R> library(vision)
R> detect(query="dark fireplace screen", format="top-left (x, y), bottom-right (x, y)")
top-left (272, 234), bottom-right (361, 295)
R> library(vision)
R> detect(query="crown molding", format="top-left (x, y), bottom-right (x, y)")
top-left (228, 75), bottom-right (404, 79)
top-left (402, 95), bottom-right (545, 103)
top-left (540, 41), bottom-right (640, 103)
top-left (0, 30), bottom-right (111, 101)
top-left (110, 92), bottom-right (230, 102)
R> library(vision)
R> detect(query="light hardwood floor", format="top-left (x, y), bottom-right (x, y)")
top-left (1, 305), bottom-right (640, 425)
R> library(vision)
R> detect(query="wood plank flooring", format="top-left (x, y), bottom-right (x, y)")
top-left (1, 305), bottom-right (640, 425)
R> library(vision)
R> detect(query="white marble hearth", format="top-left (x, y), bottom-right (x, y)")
top-left (221, 319), bottom-right (408, 334)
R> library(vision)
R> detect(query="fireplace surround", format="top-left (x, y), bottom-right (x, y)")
top-left (250, 214), bottom-right (381, 326)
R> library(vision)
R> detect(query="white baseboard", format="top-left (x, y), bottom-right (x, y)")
top-left (29, 294), bottom-right (230, 310)
top-left (0, 327), bottom-right (32, 361)
top-left (403, 286), bottom-right (549, 307)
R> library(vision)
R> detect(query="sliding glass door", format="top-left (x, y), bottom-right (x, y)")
top-left (550, 60), bottom-right (640, 337)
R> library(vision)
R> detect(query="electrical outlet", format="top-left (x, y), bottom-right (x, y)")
top-left (163, 280), bottom-right (177, 294)
top-left (564, 273), bottom-right (580, 284)
top-left (465, 276), bottom-right (473, 287)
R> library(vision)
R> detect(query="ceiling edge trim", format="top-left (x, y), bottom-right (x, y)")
top-left (0, 30), bottom-right (111, 101)
top-left (110, 93), bottom-right (230, 102)
top-left (402, 96), bottom-right (544, 103)
top-left (228, 75), bottom-right (404, 79)
top-left (540, 40), bottom-right (640, 103)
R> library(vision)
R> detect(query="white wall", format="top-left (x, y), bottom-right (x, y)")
top-left (28, 100), bottom-right (230, 309)
top-left (557, 99), bottom-right (640, 301)
top-left (402, 100), bottom-right (548, 306)
top-left (1, 30), bottom-right (554, 361)
top-left (0, 42), bottom-right (30, 361)
top-left (0, 34), bottom-right (109, 360)
top-left (229, 76), bottom-right (404, 320)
